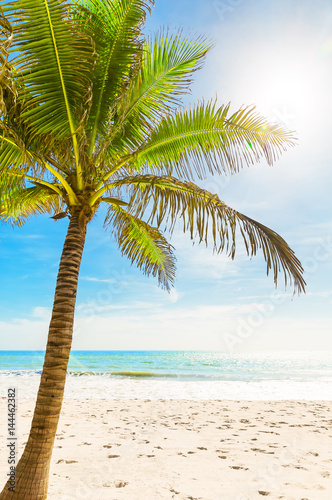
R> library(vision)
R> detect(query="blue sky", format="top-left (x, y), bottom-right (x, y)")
top-left (0, 0), bottom-right (331, 351)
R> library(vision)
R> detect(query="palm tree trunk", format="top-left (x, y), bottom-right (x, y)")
top-left (0, 211), bottom-right (87, 500)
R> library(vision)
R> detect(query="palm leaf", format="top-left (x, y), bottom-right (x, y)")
top-left (110, 29), bottom-right (211, 148)
top-left (0, 184), bottom-right (62, 226)
top-left (0, 7), bottom-right (15, 117)
top-left (0, 133), bottom-right (31, 175)
top-left (104, 202), bottom-right (176, 290)
top-left (110, 174), bottom-right (305, 293)
top-left (73, 0), bottom-right (152, 155)
top-left (8, 0), bottom-right (93, 153)
top-left (134, 101), bottom-right (296, 180)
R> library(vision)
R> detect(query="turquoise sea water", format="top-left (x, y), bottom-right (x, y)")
top-left (1, 350), bottom-right (332, 381)
top-left (1, 351), bottom-right (332, 399)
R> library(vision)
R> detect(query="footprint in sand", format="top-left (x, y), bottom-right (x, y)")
top-left (56, 459), bottom-right (78, 464)
top-left (251, 448), bottom-right (274, 454)
top-left (114, 480), bottom-right (128, 488)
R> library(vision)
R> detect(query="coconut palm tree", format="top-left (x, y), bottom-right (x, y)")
top-left (0, 0), bottom-right (305, 498)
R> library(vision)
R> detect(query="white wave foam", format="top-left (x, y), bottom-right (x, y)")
top-left (1, 372), bottom-right (332, 400)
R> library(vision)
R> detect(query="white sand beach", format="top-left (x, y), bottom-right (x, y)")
top-left (1, 398), bottom-right (331, 499)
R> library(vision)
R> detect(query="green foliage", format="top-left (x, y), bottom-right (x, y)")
top-left (0, 0), bottom-right (305, 292)
top-left (7, 0), bottom-right (93, 141)
top-left (110, 30), bottom-right (212, 149)
top-left (135, 101), bottom-right (295, 180)
top-left (105, 203), bottom-right (176, 290)
top-left (74, 0), bottom-right (153, 153)
top-left (0, 184), bottom-right (62, 226)
top-left (110, 175), bottom-right (305, 292)
top-left (0, 6), bottom-right (15, 117)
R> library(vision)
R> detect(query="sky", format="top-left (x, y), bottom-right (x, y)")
top-left (0, 0), bottom-right (331, 351)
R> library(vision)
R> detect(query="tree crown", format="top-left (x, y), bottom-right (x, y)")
top-left (0, 0), bottom-right (306, 293)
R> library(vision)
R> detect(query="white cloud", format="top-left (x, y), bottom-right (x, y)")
top-left (31, 307), bottom-right (52, 320)
top-left (168, 289), bottom-right (180, 303)
top-left (1, 300), bottom-right (331, 352)
top-left (81, 277), bottom-right (112, 283)
top-left (71, 301), bottom-right (332, 351)
top-left (77, 300), bottom-right (158, 314)
top-left (0, 318), bottom-right (49, 350)
top-left (170, 236), bottom-right (242, 281)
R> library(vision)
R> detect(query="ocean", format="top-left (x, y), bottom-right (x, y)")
top-left (1, 350), bottom-right (332, 400)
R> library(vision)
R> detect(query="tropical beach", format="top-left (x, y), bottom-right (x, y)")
top-left (1, 0), bottom-right (332, 498)
top-left (1, 398), bottom-right (331, 500)
top-left (1, 351), bottom-right (332, 499)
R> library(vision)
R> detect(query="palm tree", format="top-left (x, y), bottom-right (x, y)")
top-left (0, 0), bottom-right (305, 498)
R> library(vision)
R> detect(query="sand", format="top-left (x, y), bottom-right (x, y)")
top-left (0, 399), bottom-right (331, 499)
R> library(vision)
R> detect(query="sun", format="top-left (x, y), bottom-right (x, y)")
top-left (249, 48), bottom-right (328, 131)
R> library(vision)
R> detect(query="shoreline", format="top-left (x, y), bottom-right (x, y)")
top-left (1, 399), bottom-right (331, 499)
top-left (1, 372), bottom-right (332, 400)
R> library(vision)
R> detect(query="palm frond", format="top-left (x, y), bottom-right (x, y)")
top-left (0, 183), bottom-right (63, 226)
top-left (73, 0), bottom-right (153, 154)
top-left (104, 202), bottom-right (176, 290)
top-left (0, 7), bottom-right (15, 117)
top-left (0, 133), bottom-right (30, 174)
top-left (110, 29), bottom-right (211, 148)
top-left (0, 166), bottom-right (25, 204)
top-left (134, 101), bottom-right (296, 180)
top-left (110, 174), bottom-right (305, 293)
top-left (8, 0), bottom-right (93, 143)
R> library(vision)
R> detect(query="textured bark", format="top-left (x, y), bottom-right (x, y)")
top-left (0, 212), bottom-right (87, 500)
